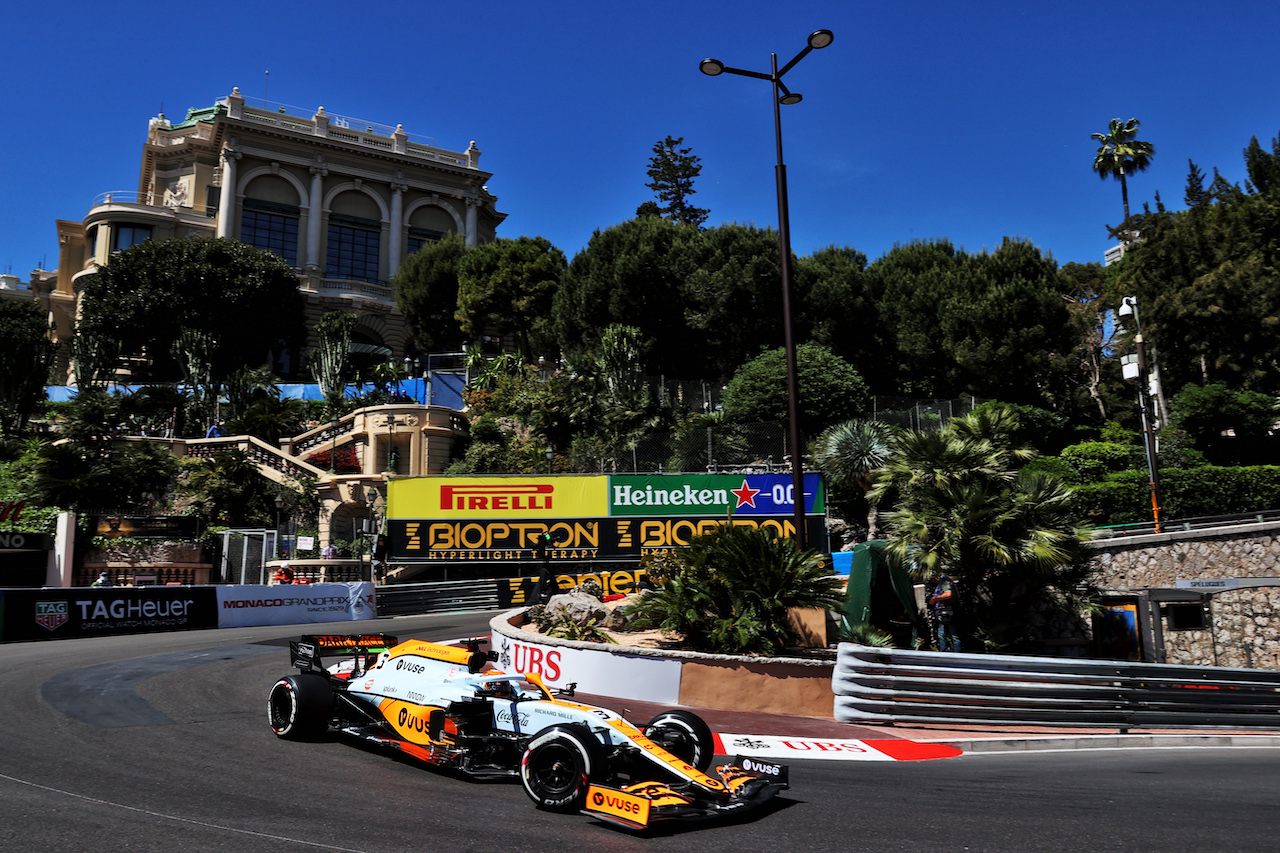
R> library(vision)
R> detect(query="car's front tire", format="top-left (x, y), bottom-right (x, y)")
top-left (643, 709), bottom-right (715, 771)
top-left (267, 674), bottom-right (333, 740)
top-left (520, 723), bottom-right (601, 811)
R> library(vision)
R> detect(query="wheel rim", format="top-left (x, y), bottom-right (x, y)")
top-left (651, 724), bottom-right (696, 763)
top-left (269, 683), bottom-right (295, 732)
top-left (530, 743), bottom-right (580, 798)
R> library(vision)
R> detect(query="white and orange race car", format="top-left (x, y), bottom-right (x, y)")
top-left (267, 634), bottom-right (788, 830)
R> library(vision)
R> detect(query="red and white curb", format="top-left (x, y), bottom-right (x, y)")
top-left (713, 732), bottom-right (962, 762)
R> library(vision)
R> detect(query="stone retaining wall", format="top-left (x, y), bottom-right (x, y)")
top-left (1089, 522), bottom-right (1280, 669)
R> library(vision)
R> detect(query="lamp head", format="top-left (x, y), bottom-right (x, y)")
top-left (808, 29), bottom-right (834, 50)
top-left (699, 58), bottom-right (725, 76)
top-left (779, 92), bottom-right (804, 105)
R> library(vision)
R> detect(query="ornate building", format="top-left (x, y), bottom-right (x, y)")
top-left (43, 86), bottom-right (506, 381)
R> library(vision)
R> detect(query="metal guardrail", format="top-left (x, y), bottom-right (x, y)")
top-left (833, 644), bottom-right (1280, 729)
top-left (376, 579), bottom-right (501, 617)
top-left (1089, 509), bottom-right (1280, 540)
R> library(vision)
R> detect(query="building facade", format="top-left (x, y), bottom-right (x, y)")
top-left (44, 86), bottom-right (505, 381)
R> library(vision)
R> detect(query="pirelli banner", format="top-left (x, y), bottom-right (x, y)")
top-left (386, 473), bottom-right (826, 564)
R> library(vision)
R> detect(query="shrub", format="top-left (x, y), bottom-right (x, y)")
top-left (1058, 441), bottom-right (1138, 484)
top-left (628, 524), bottom-right (844, 656)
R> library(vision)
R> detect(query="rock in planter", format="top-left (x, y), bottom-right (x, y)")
top-left (544, 591), bottom-right (607, 627)
top-left (603, 606), bottom-right (632, 631)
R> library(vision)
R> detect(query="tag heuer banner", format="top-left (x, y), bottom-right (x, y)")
top-left (386, 474), bottom-right (826, 564)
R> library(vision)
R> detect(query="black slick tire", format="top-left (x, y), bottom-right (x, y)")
top-left (643, 709), bottom-right (715, 771)
top-left (519, 723), bottom-right (601, 811)
top-left (267, 674), bottom-right (333, 740)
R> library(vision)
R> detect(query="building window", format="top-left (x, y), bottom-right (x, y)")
top-left (242, 201), bottom-right (299, 267)
top-left (86, 226), bottom-right (98, 260)
top-left (326, 215), bottom-right (381, 282)
top-left (407, 227), bottom-right (446, 256)
top-left (113, 224), bottom-right (152, 251)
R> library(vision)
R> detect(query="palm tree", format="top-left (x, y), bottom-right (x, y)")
top-left (1091, 117), bottom-right (1155, 227)
top-left (870, 407), bottom-right (1096, 652)
top-left (813, 419), bottom-right (897, 539)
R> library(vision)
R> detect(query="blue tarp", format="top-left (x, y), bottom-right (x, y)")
top-left (45, 373), bottom-right (467, 410)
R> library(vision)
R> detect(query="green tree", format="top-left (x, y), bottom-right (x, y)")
top-left (794, 245), bottom-right (880, 376)
top-left (680, 224), bottom-right (786, 378)
top-left (1166, 382), bottom-right (1277, 465)
top-left (77, 237), bottom-right (306, 383)
top-left (176, 449), bottom-right (286, 526)
top-left (1112, 131), bottom-right (1280, 394)
top-left (554, 217), bottom-right (701, 376)
top-left (393, 233), bottom-right (468, 353)
top-left (721, 343), bottom-right (871, 441)
top-left (28, 389), bottom-right (179, 511)
top-left (869, 239), bottom-right (1078, 406)
top-left (870, 407), bottom-right (1096, 652)
top-left (0, 300), bottom-right (56, 436)
top-left (1091, 117), bottom-right (1155, 226)
top-left (457, 236), bottom-right (566, 363)
top-left (643, 135), bottom-right (709, 228)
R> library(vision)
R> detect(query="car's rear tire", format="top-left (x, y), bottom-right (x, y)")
top-left (268, 674), bottom-right (333, 739)
top-left (643, 709), bottom-right (715, 771)
top-left (520, 723), bottom-right (601, 811)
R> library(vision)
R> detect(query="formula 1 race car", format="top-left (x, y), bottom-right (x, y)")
top-left (267, 634), bottom-right (788, 830)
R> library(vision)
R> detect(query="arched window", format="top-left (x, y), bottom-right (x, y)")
top-left (241, 175), bottom-right (301, 267)
top-left (327, 191), bottom-right (383, 283)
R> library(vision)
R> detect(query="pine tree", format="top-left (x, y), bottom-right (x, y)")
top-left (643, 136), bottom-right (710, 227)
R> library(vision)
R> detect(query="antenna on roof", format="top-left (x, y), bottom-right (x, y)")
top-left (264, 70), bottom-right (270, 107)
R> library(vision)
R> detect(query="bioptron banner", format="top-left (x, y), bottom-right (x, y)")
top-left (385, 473), bottom-right (826, 564)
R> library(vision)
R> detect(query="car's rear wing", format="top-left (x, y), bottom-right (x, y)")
top-left (290, 633), bottom-right (399, 673)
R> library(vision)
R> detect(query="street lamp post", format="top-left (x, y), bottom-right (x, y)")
top-left (385, 414), bottom-right (397, 473)
top-left (1119, 296), bottom-right (1163, 532)
top-left (700, 29), bottom-right (833, 550)
top-left (273, 495), bottom-right (283, 559)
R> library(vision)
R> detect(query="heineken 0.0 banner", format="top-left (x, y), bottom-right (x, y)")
top-left (386, 473), bottom-right (825, 564)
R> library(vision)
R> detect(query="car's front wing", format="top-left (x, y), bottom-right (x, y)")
top-left (582, 756), bottom-right (789, 830)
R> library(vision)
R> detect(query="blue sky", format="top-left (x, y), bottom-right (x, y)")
top-left (4, 1), bottom-right (1279, 277)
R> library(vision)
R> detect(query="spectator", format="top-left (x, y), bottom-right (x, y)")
top-left (272, 562), bottom-right (295, 584)
top-left (91, 571), bottom-right (111, 588)
top-left (929, 573), bottom-right (962, 652)
top-left (322, 542), bottom-right (338, 560)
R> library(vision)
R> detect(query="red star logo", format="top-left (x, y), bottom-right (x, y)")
top-left (731, 480), bottom-right (760, 508)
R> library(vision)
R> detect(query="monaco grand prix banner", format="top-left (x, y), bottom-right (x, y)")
top-left (214, 582), bottom-right (376, 628)
top-left (385, 473), bottom-right (826, 565)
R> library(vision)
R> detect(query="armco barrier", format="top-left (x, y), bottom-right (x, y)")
top-left (833, 643), bottom-right (1280, 729)
top-left (375, 579), bottom-right (500, 616)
